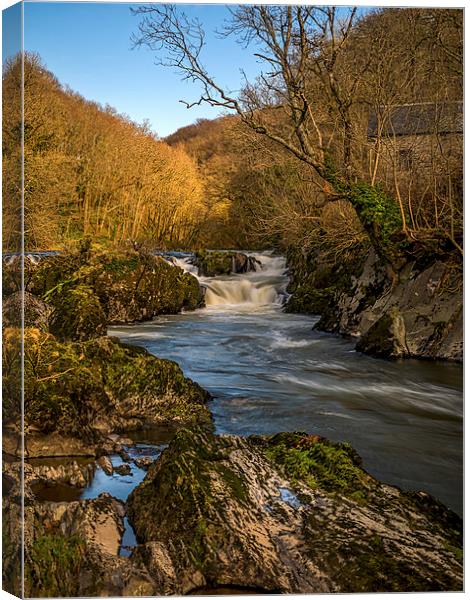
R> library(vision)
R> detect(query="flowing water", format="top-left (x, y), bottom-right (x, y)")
top-left (28, 249), bottom-right (463, 557)
top-left (109, 252), bottom-right (463, 515)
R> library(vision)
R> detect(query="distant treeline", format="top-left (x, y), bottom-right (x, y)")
top-left (2, 53), bottom-right (228, 252)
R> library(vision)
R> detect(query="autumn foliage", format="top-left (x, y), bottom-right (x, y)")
top-left (3, 53), bottom-right (211, 251)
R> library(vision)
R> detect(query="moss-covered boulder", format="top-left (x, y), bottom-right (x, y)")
top-left (22, 247), bottom-right (204, 339)
top-left (48, 284), bottom-right (108, 341)
top-left (127, 429), bottom-right (462, 595)
top-left (194, 250), bottom-right (260, 277)
top-left (2, 328), bottom-right (211, 456)
top-left (285, 245), bottom-right (366, 316)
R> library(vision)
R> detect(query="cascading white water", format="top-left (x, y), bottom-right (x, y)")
top-left (171, 253), bottom-right (289, 309)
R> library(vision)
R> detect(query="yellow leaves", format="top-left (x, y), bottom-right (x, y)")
top-left (4, 53), bottom-right (209, 250)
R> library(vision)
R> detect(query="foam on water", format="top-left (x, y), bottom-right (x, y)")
top-left (171, 252), bottom-right (289, 310)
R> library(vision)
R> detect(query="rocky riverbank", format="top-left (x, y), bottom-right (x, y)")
top-left (3, 429), bottom-right (463, 596)
top-left (3, 243), bottom-right (204, 339)
top-left (2, 244), bottom-right (463, 596)
top-left (3, 244), bottom-right (212, 459)
top-left (285, 245), bottom-right (463, 362)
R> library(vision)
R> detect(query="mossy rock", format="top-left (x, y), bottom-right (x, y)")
top-left (3, 328), bottom-right (211, 443)
top-left (356, 308), bottom-right (410, 359)
top-left (2, 503), bottom-right (22, 597)
top-left (194, 250), bottom-right (233, 276)
top-left (127, 428), bottom-right (462, 594)
top-left (48, 284), bottom-right (107, 342)
top-left (252, 432), bottom-right (375, 502)
top-left (2, 291), bottom-right (52, 331)
top-left (24, 532), bottom-right (86, 598)
top-left (194, 250), bottom-right (259, 277)
top-left (18, 246), bottom-right (204, 340)
top-left (285, 245), bottom-right (367, 318)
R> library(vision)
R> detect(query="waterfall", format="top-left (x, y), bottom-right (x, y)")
top-left (171, 253), bottom-right (289, 310)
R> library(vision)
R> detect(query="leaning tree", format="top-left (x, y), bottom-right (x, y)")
top-left (132, 5), bottom-right (461, 271)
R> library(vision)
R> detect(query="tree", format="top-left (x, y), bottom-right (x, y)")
top-left (133, 5), bottom-right (462, 269)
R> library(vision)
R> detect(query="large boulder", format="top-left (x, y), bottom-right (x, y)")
top-left (2, 328), bottom-right (211, 457)
top-left (355, 306), bottom-right (410, 358)
top-left (195, 250), bottom-right (260, 277)
top-left (127, 429), bottom-right (462, 595)
top-left (286, 246), bottom-right (463, 361)
top-left (48, 284), bottom-right (108, 341)
top-left (19, 246), bottom-right (204, 339)
top-left (2, 291), bottom-right (52, 330)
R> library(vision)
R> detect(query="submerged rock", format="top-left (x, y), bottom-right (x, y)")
top-left (133, 457), bottom-right (154, 470)
top-left (127, 429), bottom-right (462, 595)
top-left (114, 464), bottom-right (132, 476)
top-left (98, 456), bottom-right (114, 476)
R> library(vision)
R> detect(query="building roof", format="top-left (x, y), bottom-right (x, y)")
top-left (368, 102), bottom-right (463, 138)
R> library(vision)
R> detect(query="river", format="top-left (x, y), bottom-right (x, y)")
top-left (109, 252), bottom-right (463, 515)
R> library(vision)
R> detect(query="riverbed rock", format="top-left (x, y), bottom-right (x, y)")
top-left (115, 464), bottom-right (132, 476)
top-left (127, 428), bottom-right (462, 594)
top-left (25, 491), bottom-right (155, 596)
top-left (98, 456), bottom-right (114, 476)
top-left (4, 458), bottom-right (95, 490)
top-left (194, 250), bottom-right (260, 277)
top-left (2, 327), bottom-right (211, 458)
top-left (3, 431), bottom-right (98, 459)
top-left (133, 457), bottom-right (154, 470)
top-left (2, 465), bottom-right (156, 598)
top-left (286, 246), bottom-right (463, 361)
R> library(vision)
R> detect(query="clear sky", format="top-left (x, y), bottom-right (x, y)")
top-left (21, 1), bottom-right (265, 137)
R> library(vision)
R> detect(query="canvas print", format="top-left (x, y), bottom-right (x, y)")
top-left (2, 1), bottom-right (463, 597)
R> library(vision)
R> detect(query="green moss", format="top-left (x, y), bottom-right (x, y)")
top-left (128, 428), bottom-right (247, 573)
top-left (103, 256), bottom-right (139, 274)
top-left (256, 432), bottom-right (375, 500)
top-left (285, 245), bottom-right (367, 321)
top-left (48, 283), bottom-right (107, 341)
top-left (331, 533), bottom-right (432, 592)
top-left (285, 286), bottom-right (335, 315)
top-left (324, 154), bottom-right (403, 249)
top-left (214, 463), bottom-right (248, 503)
top-left (3, 328), bottom-right (211, 441)
top-left (25, 533), bottom-right (85, 597)
top-left (195, 250), bottom-right (233, 276)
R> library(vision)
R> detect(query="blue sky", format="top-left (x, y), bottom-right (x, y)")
top-left (21, 2), bottom-right (264, 137)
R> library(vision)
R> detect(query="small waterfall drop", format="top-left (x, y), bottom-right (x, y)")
top-left (171, 253), bottom-right (289, 310)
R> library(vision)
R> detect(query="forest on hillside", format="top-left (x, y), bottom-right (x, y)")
top-left (3, 7), bottom-right (463, 266)
top-left (2, 54), bottom-right (227, 251)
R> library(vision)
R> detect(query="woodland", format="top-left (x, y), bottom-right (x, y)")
top-left (2, 7), bottom-right (463, 270)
